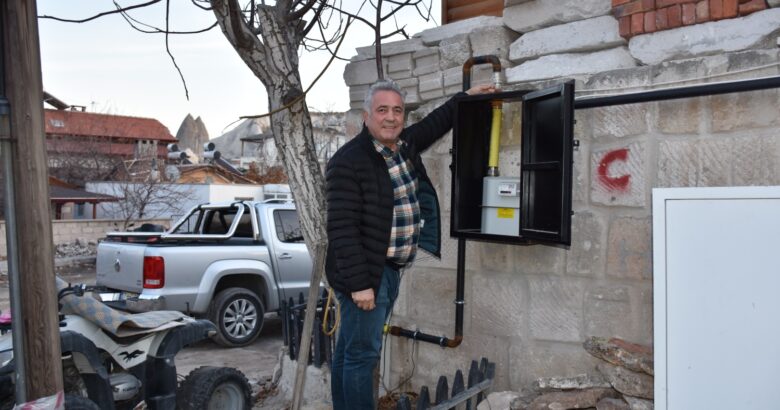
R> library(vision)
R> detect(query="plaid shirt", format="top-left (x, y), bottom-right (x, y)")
top-left (373, 139), bottom-right (421, 266)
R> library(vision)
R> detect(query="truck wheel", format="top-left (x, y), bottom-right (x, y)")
top-left (176, 366), bottom-right (251, 410)
top-left (209, 287), bottom-right (264, 347)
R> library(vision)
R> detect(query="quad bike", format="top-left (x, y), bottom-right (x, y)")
top-left (0, 278), bottom-right (252, 409)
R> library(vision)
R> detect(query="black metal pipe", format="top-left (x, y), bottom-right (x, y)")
top-left (575, 75), bottom-right (780, 109)
top-left (462, 55), bottom-right (502, 92)
top-left (389, 238), bottom-right (466, 348)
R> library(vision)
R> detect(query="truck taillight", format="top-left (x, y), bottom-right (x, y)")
top-left (143, 256), bottom-right (165, 289)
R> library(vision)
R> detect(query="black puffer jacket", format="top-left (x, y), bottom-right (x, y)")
top-left (325, 93), bottom-right (464, 296)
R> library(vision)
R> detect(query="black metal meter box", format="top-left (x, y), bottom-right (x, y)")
top-left (450, 80), bottom-right (575, 246)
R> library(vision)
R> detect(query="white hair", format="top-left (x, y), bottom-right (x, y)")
top-left (363, 79), bottom-right (406, 113)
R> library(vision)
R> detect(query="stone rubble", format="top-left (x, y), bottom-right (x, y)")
top-left (477, 337), bottom-right (655, 410)
top-left (583, 337), bottom-right (653, 376)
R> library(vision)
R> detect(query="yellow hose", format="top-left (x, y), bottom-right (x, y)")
top-left (322, 288), bottom-right (340, 337)
top-left (488, 100), bottom-right (503, 175)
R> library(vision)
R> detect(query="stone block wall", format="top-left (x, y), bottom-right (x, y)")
top-left (0, 218), bottom-right (170, 260)
top-left (344, 0), bottom-right (780, 398)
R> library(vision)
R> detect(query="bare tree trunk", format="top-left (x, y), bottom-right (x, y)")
top-left (211, 2), bottom-right (328, 409)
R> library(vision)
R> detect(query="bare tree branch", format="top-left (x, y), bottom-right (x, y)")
top-left (38, 0), bottom-right (162, 23)
top-left (287, 0), bottom-right (319, 22)
top-left (114, 5), bottom-right (219, 35)
top-left (165, 0), bottom-right (190, 100)
top-left (239, 16), bottom-right (353, 120)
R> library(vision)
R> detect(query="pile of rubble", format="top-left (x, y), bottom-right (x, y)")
top-left (481, 337), bottom-right (654, 410)
top-left (55, 238), bottom-right (97, 259)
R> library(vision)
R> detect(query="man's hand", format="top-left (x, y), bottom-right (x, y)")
top-left (352, 289), bottom-right (375, 311)
top-left (465, 83), bottom-right (498, 95)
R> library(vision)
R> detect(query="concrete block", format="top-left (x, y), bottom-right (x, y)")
top-left (591, 104), bottom-right (648, 139)
top-left (584, 285), bottom-right (634, 341)
top-left (439, 34), bottom-right (471, 70)
top-left (590, 142), bottom-right (647, 207)
top-left (478, 242), bottom-right (514, 273)
top-left (412, 48), bottom-right (441, 77)
top-left (472, 271), bottom-right (528, 337)
top-left (354, 37), bottom-right (426, 59)
top-left (730, 135), bottom-right (780, 186)
top-left (469, 26), bottom-right (520, 61)
top-left (418, 16), bottom-right (505, 46)
top-left (500, 102), bottom-right (523, 148)
top-left (504, 0), bottom-right (612, 33)
top-left (657, 98), bottom-right (702, 134)
top-left (606, 217), bottom-right (652, 281)
top-left (529, 277), bottom-right (585, 342)
top-left (443, 66), bottom-right (464, 95)
top-left (510, 16), bottom-right (625, 63)
top-left (395, 77), bottom-right (420, 105)
top-left (418, 72), bottom-right (444, 100)
top-left (583, 66), bottom-right (653, 94)
top-left (512, 244), bottom-right (566, 275)
top-left (511, 341), bottom-right (600, 389)
top-left (406, 267), bottom-right (458, 326)
top-left (348, 84), bottom-right (369, 106)
top-left (656, 140), bottom-right (700, 188)
top-left (572, 139), bottom-right (590, 203)
top-left (710, 88), bottom-right (780, 132)
top-left (565, 212), bottom-right (606, 277)
top-left (343, 59), bottom-right (380, 86)
top-left (386, 53), bottom-right (413, 79)
top-left (344, 109), bottom-right (364, 137)
top-left (497, 148), bottom-right (522, 178)
top-left (506, 47), bottom-right (637, 83)
top-left (633, 284), bottom-right (654, 345)
top-left (628, 8), bottom-right (780, 65)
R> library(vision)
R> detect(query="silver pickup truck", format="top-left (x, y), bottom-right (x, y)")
top-left (96, 200), bottom-right (312, 347)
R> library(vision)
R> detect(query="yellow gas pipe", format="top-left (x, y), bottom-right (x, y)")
top-left (487, 100), bottom-right (503, 177)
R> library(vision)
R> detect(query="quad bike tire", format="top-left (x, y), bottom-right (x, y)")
top-left (64, 394), bottom-right (100, 410)
top-left (176, 366), bottom-right (252, 410)
top-left (208, 287), bottom-right (265, 347)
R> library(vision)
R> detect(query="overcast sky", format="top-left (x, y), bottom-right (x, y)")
top-left (37, 1), bottom-right (441, 139)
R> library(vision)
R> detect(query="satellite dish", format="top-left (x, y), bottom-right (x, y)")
top-left (165, 165), bottom-right (181, 181)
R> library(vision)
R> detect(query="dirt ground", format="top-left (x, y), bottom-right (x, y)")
top-left (0, 260), bottom-right (285, 406)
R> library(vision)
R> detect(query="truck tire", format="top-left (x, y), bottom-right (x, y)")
top-left (176, 366), bottom-right (251, 410)
top-left (209, 287), bottom-right (264, 347)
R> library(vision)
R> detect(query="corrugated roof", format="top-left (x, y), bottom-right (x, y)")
top-left (45, 109), bottom-right (177, 142)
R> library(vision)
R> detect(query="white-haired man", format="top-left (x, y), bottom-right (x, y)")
top-left (325, 79), bottom-right (495, 409)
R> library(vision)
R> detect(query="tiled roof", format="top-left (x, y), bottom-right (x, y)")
top-left (45, 109), bottom-right (177, 142)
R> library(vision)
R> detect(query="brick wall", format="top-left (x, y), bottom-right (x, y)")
top-left (0, 218), bottom-right (170, 260)
top-left (613, 0), bottom-right (769, 38)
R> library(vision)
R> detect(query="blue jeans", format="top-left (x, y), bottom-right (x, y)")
top-left (331, 265), bottom-right (400, 410)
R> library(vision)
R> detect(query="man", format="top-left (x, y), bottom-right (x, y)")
top-left (325, 79), bottom-right (495, 409)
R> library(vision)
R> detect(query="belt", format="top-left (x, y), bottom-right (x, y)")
top-left (385, 260), bottom-right (405, 271)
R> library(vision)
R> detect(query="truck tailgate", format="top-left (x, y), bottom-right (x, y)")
top-left (96, 241), bottom-right (146, 292)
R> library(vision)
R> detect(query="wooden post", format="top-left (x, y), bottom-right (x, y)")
top-left (1, 0), bottom-right (64, 401)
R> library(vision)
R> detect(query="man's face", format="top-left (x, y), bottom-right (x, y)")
top-left (363, 90), bottom-right (404, 149)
